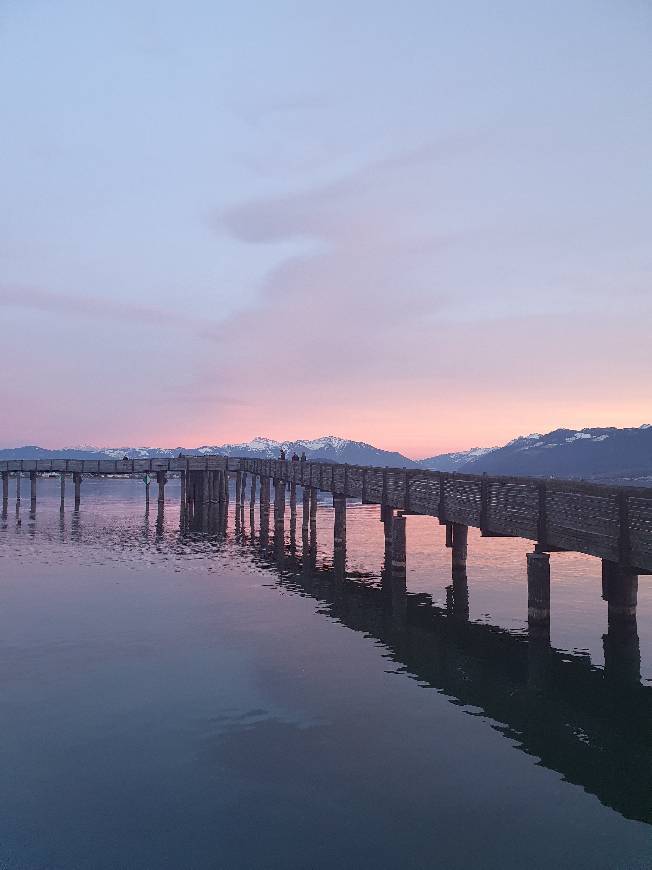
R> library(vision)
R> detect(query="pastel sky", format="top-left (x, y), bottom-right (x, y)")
top-left (1, 0), bottom-right (651, 457)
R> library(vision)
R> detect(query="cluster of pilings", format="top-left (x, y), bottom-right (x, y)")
top-left (2, 471), bottom-right (83, 517)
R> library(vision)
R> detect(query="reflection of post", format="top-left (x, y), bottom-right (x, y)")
top-left (156, 499), bottom-right (164, 536)
top-left (30, 471), bottom-right (37, 511)
top-left (603, 619), bottom-right (641, 685)
top-left (333, 493), bottom-right (346, 580)
top-left (73, 472), bottom-right (81, 511)
top-left (527, 552), bottom-right (550, 625)
top-left (527, 621), bottom-right (551, 692)
top-left (602, 560), bottom-right (640, 684)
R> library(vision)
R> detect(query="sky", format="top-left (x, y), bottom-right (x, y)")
top-left (1, 0), bottom-right (651, 457)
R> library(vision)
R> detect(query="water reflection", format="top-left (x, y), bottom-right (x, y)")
top-left (238, 506), bottom-right (652, 827)
top-left (2, 483), bottom-right (651, 831)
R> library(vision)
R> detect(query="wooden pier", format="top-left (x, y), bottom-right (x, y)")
top-left (2, 455), bottom-right (651, 631)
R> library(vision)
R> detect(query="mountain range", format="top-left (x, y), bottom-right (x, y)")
top-left (1, 427), bottom-right (651, 484)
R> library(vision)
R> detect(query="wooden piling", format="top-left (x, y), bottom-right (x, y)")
top-left (3, 470), bottom-right (9, 503)
top-left (391, 511), bottom-right (407, 586)
top-left (451, 523), bottom-right (468, 571)
top-left (180, 471), bottom-right (187, 507)
top-left (240, 472), bottom-right (247, 505)
top-left (309, 487), bottom-right (317, 525)
top-left (60, 472), bottom-right (65, 510)
top-left (527, 552), bottom-right (550, 624)
top-left (333, 493), bottom-right (346, 549)
top-left (73, 472), bottom-right (81, 510)
top-left (16, 472), bottom-right (21, 506)
top-left (157, 471), bottom-right (167, 507)
top-left (602, 560), bottom-right (638, 623)
top-left (302, 486), bottom-right (310, 531)
top-left (249, 474), bottom-right (256, 512)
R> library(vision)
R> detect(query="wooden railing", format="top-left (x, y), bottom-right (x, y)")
top-left (1, 456), bottom-right (651, 572)
top-left (243, 459), bottom-right (652, 573)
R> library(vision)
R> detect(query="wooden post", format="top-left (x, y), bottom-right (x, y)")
top-left (29, 471), bottom-right (37, 506)
top-left (602, 560), bottom-right (638, 623)
top-left (260, 475), bottom-right (270, 515)
top-left (16, 471), bottom-right (21, 506)
top-left (290, 481), bottom-right (297, 525)
top-left (391, 511), bottom-right (407, 587)
top-left (274, 478), bottom-right (285, 530)
top-left (157, 471), bottom-right (167, 507)
top-left (2, 471), bottom-right (8, 504)
top-left (445, 521), bottom-right (453, 548)
top-left (333, 493), bottom-right (346, 549)
top-left (235, 471), bottom-right (242, 506)
top-left (145, 474), bottom-right (151, 510)
top-left (333, 493), bottom-right (346, 580)
top-left (73, 472), bottom-right (81, 510)
top-left (527, 552), bottom-right (550, 624)
top-left (250, 474), bottom-right (257, 512)
top-left (537, 481), bottom-right (547, 549)
top-left (223, 465), bottom-right (230, 506)
top-left (180, 471), bottom-right (187, 507)
top-left (451, 523), bottom-right (468, 572)
top-left (383, 508), bottom-right (394, 568)
top-left (309, 487), bottom-right (318, 525)
top-left (201, 471), bottom-right (209, 507)
top-left (302, 485), bottom-right (310, 531)
top-left (240, 472), bottom-right (247, 505)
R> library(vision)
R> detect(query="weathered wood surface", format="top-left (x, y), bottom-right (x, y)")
top-left (2, 456), bottom-right (651, 571)
top-left (242, 459), bottom-right (652, 573)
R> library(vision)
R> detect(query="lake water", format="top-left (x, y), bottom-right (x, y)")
top-left (1, 477), bottom-right (651, 869)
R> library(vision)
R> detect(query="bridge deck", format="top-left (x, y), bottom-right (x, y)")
top-left (1, 456), bottom-right (651, 572)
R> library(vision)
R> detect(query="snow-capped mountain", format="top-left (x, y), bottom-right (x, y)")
top-left (0, 436), bottom-right (417, 468)
top-left (420, 446), bottom-right (498, 472)
top-left (2, 426), bottom-right (651, 482)
top-left (463, 426), bottom-right (652, 482)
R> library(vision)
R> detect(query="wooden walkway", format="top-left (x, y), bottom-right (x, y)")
top-left (1, 456), bottom-right (651, 573)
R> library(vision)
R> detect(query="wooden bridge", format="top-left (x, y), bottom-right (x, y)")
top-left (2, 455), bottom-right (651, 629)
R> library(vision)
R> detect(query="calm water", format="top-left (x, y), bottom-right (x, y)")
top-left (1, 478), bottom-right (651, 870)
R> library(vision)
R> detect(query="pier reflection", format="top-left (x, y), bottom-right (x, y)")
top-left (234, 510), bottom-right (652, 827)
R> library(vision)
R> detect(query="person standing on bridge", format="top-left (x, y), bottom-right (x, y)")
top-left (279, 448), bottom-right (286, 460)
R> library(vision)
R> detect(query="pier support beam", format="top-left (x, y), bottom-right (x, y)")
top-left (527, 552), bottom-right (550, 625)
top-left (180, 471), bottom-right (187, 508)
top-left (60, 473), bottom-right (66, 511)
top-left (235, 471), bottom-right (242, 506)
top-left (302, 486), bottom-right (310, 531)
top-left (73, 472), bottom-right (81, 510)
top-left (451, 522), bottom-right (468, 572)
top-left (602, 560), bottom-right (638, 623)
top-left (145, 474), bottom-right (151, 510)
top-left (16, 472), bottom-right (21, 508)
top-left (391, 511), bottom-right (407, 589)
top-left (309, 487), bottom-right (318, 526)
top-left (250, 474), bottom-right (257, 514)
top-left (274, 478), bottom-right (285, 532)
top-left (3, 470), bottom-right (9, 508)
top-left (157, 471), bottom-right (167, 507)
top-left (333, 494), bottom-right (346, 579)
top-left (30, 471), bottom-right (37, 509)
